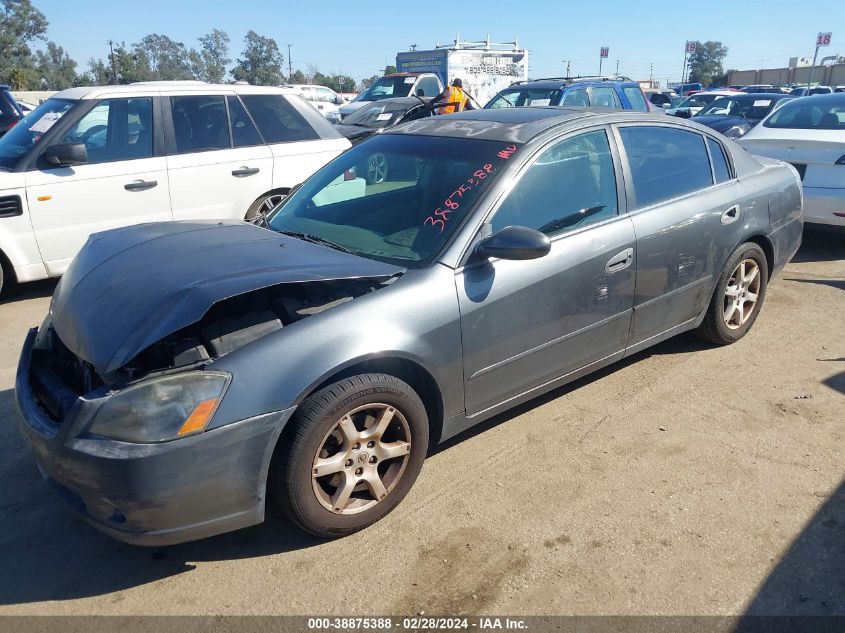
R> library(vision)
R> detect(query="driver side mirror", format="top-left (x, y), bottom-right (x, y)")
top-left (476, 225), bottom-right (551, 261)
top-left (43, 143), bottom-right (88, 167)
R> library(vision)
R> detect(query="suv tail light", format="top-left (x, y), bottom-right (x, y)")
top-left (5, 120), bottom-right (16, 131)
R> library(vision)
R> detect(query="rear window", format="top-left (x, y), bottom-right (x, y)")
top-left (486, 88), bottom-right (562, 109)
top-left (623, 87), bottom-right (650, 112)
top-left (241, 94), bottom-right (319, 143)
top-left (619, 126), bottom-right (713, 208)
top-left (763, 97), bottom-right (845, 130)
top-left (707, 137), bottom-right (732, 184)
top-left (590, 86), bottom-right (621, 109)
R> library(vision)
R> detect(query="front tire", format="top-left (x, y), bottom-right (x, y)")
top-left (271, 373), bottom-right (429, 538)
top-left (697, 242), bottom-right (768, 345)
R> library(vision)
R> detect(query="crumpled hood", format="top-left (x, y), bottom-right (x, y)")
top-left (49, 220), bottom-right (402, 376)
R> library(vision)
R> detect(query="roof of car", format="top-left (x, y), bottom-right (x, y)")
top-left (50, 82), bottom-right (300, 100)
top-left (386, 106), bottom-right (671, 143)
top-left (503, 77), bottom-right (638, 90)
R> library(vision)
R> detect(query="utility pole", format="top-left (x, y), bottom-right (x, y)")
top-left (650, 63), bottom-right (653, 82)
top-left (615, 59), bottom-right (619, 77)
top-left (563, 59), bottom-right (570, 76)
top-left (108, 39), bottom-right (118, 84)
top-left (287, 43), bottom-right (293, 79)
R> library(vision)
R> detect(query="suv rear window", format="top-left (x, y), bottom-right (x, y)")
top-left (241, 95), bottom-right (319, 143)
top-left (171, 95), bottom-right (230, 153)
top-left (623, 87), bottom-right (649, 112)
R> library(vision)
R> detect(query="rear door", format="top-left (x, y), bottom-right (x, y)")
top-left (165, 93), bottom-right (273, 221)
top-left (614, 124), bottom-right (745, 353)
top-left (25, 94), bottom-right (171, 274)
top-left (240, 93), bottom-right (348, 192)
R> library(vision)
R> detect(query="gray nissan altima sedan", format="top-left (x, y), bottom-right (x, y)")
top-left (16, 107), bottom-right (803, 545)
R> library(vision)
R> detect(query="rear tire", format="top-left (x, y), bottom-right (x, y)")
top-left (271, 373), bottom-right (428, 538)
top-left (245, 191), bottom-right (287, 221)
top-left (697, 242), bottom-right (768, 345)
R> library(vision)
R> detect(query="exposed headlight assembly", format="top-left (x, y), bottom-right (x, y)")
top-left (89, 372), bottom-right (230, 443)
top-left (723, 124), bottom-right (752, 139)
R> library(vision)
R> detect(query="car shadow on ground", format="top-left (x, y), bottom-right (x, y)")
top-left (736, 478), bottom-right (845, 622)
top-left (790, 229), bottom-right (844, 264)
top-left (0, 279), bottom-right (58, 305)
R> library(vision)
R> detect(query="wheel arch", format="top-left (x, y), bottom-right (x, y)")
top-left (742, 234), bottom-right (775, 278)
top-left (246, 187), bottom-right (291, 219)
top-left (0, 246), bottom-right (16, 288)
top-left (276, 354), bottom-right (445, 452)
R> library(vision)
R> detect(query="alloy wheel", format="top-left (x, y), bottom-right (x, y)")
top-left (311, 403), bottom-right (411, 515)
top-left (366, 153), bottom-right (388, 184)
top-left (723, 259), bottom-right (761, 329)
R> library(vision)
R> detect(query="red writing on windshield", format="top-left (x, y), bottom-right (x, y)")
top-left (423, 144), bottom-right (518, 234)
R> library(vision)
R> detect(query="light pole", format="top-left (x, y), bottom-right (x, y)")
top-left (287, 44), bottom-right (293, 79)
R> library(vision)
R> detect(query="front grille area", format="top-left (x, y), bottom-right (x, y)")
top-left (0, 195), bottom-right (22, 218)
top-left (30, 329), bottom-right (103, 421)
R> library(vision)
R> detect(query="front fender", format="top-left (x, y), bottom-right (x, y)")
top-left (209, 266), bottom-right (465, 429)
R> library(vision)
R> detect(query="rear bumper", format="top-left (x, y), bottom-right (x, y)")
top-left (803, 187), bottom-right (845, 227)
top-left (15, 328), bottom-right (296, 546)
top-left (769, 215), bottom-right (803, 279)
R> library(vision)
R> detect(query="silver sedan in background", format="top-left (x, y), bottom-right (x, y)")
top-left (16, 108), bottom-right (803, 545)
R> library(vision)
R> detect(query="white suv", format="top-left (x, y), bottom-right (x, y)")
top-left (0, 83), bottom-right (350, 293)
top-left (286, 84), bottom-right (346, 123)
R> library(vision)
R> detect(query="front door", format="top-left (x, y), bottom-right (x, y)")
top-left (26, 96), bottom-right (171, 275)
top-left (456, 128), bottom-right (637, 416)
top-left (165, 94), bottom-right (273, 221)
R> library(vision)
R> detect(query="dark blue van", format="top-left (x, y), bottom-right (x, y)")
top-left (484, 76), bottom-right (651, 112)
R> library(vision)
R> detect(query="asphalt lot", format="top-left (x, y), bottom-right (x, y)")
top-left (0, 230), bottom-right (842, 616)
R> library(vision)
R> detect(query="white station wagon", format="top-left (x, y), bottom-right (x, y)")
top-left (0, 83), bottom-right (351, 294)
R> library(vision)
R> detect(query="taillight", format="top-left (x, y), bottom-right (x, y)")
top-left (835, 155), bottom-right (845, 165)
top-left (5, 120), bottom-right (16, 130)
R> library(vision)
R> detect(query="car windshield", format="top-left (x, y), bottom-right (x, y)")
top-left (343, 101), bottom-right (416, 128)
top-left (696, 96), bottom-right (779, 119)
top-left (267, 134), bottom-right (522, 268)
top-left (763, 95), bottom-right (845, 129)
top-left (486, 88), bottom-right (562, 109)
top-left (677, 94), bottom-right (719, 109)
top-left (356, 77), bottom-right (415, 102)
top-left (0, 98), bottom-right (75, 170)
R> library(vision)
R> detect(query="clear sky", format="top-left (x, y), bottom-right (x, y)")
top-left (34, 0), bottom-right (842, 84)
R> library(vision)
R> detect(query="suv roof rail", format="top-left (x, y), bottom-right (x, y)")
top-left (509, 75), bottom-right (634, 86)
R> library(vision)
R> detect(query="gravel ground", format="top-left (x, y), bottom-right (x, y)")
top-left (0, 230), bottom-right (842, 616)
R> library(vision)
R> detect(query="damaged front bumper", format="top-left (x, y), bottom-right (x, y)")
top-left (15, 328), bottom-right (296, 546)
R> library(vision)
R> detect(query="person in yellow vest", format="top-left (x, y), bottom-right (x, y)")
top-left (432, 78), bottom-right (475, 115)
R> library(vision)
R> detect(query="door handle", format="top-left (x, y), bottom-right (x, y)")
top-left (605, 247), bottom-right (634, 273)
top-left (124, 180), bottom-right (157, 192)
top-left (232, 166), bottom-right (260, 177)
top-left (721, 205), bottom-right (740, 224)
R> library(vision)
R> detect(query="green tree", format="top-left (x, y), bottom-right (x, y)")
top-left (360, 74), bottom-right (379, 90)
top-left (384, 64), bottom-right (397, 75)
top-left (687, 41), bottom-right (728, 88)
top-left (35, 41), bottom-right (77, 89)
top-left (86, 57), bottom-right (111, 85)
top-left (231, 30), bottom-right (284, 86)
top-left (191, 28), bottom-right (230, 83)
top-left (136, 33), bottom-right (194, 81)
top-left (288, 69), bottom-right (307, 84)
top-left (0, 0), bottom-right (48, 87)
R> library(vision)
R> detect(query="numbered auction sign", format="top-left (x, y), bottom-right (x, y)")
top-left (816, 32), bottom-right (832, 47)
top-left (685, 42), bottom-right (696, 54)
top-left (600, 47), bottom-right (609, 58)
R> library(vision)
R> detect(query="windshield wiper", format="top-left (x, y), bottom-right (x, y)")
top-left (276, 230), bottom-right (353, 254)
